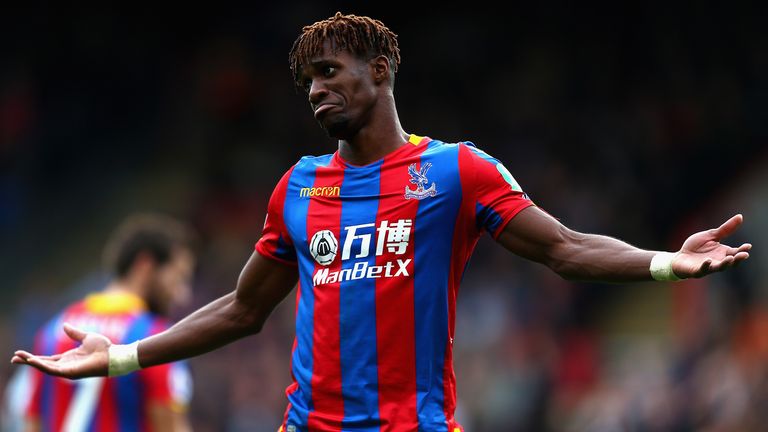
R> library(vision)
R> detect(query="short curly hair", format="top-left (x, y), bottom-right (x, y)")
top-left (102, 213), bottom-right (194, 278)
top-left (288, 12), bottom-right (401, 88)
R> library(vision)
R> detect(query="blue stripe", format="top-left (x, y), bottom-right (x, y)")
top-left (464, 142), bottom-right (499, 166)
top-left (413, 141), bottom-right (462, 431)
top-left (476, 202), bottom-right (505, 233)
top-left (112, 313), bottom-right (153, 432)
top-left (276, 234), bottom-right (297, 262)
top-left (285, 155), bottom-right (330, 430)
top-left (338, 161), bottom-right (382, 430)
top-left (40, 315), bottom-right (63, 431)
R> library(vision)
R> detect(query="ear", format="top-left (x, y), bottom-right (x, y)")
top-left (370, 55), bottom-right (391, 85)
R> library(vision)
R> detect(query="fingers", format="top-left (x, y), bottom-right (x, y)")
top-left (712, 214), bottom-right (743, 240)
top-left (22, 356), bottom-right (63, 376)
top-left (10, 352), bottom-right (61, 376)
top-left (733, 251), bottom-right (750, 264)
top-left (706, 255), bottom-right (734, 273)
top-left (697, 258), bottom-right (713, 276)
top-left (12, 349), bottom-right (64, 365)
top-left (63, 323), bottom-right (87, 342)
top-left (697, 250), bottom-right (750, 276)
top-left (725, 243), bottom-right (752, 256)
top-left (11, 353), bottom-right (30, 364)
top-left (12, 350), bottom-right (34, 363)
top-left (725, 243), bottom-right (752, 258)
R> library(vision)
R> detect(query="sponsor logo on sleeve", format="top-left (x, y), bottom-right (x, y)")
top-left (495, 163), bottom-right (523, 192)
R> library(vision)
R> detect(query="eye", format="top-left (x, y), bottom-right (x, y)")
top-left (322, 66), bottom-right (336, 77)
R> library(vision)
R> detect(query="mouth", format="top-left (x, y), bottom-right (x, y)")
top-left (313, 103), bottom-right (338, 119)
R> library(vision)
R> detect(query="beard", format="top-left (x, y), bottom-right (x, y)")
top-left (320, 113), bottom-right (353, 139)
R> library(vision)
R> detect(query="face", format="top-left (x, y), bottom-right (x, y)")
top-left (298, 41), bottom-right (380, 138)
top-left (146, 247), bottom-right (194, 316)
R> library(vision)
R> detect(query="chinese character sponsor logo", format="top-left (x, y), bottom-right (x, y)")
top-left (376, 219), bottom-right (412, 255)
top-left (310, 219), bottom-right (414, 286)
top-left (309, 230), bottom-right (338, 266)
top-left (404, 163), bottom-right (437, 200)
top-left (300, 186), bottom-right (340, 198)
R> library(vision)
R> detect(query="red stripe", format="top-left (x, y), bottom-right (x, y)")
top-left (256, 165), bottom-right (297, 264)
top-left (306, 163), bottom-right (345, 430)
top-left (374, 144), bottom-right (427, 430)
top-left (51, 377), bottom-right (72, 431)
top-left (95, 378), bottom-right (116, 431)
top-left (443, 145), bottom-right (481, 428)
top-left (282, 287), bottom-right (302, 429)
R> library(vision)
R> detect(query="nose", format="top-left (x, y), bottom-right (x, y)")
top-left (308, 79), bottom-right (329, 105)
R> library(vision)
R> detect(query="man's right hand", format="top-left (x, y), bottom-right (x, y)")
top-left (11, 323), bottom-right (110, 379)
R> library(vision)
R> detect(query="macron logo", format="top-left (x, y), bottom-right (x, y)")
top-left (300, 186), bottom-right (340, 198)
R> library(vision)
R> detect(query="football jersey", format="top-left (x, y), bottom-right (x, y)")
top-left (27, 291), bottom-right (192, 432)
top-left (256, 134), bottom-right (534, 431)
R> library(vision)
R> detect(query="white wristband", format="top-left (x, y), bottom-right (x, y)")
top-left (650, 252), bottom-right (683, 281)
top-left (108, 341), bottom-right (141, 377)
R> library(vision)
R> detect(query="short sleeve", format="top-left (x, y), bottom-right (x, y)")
top-left (463, 143), bottom-right (535, 238)
top-left (255, 166), bottom-right (298, 265)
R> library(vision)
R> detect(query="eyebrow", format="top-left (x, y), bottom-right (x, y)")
top-left (298, 59), bottom-right (338, 81)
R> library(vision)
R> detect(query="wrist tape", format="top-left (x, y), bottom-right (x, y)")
top-left (650, 252), bottom-right (683, 281)
top-left (108, 341), bottom-right (140, 377)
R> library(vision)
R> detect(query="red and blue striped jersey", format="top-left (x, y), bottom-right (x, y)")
top-left (256, 135), bottom-right (534, 431)
top-left (26, 291), bottom-right (192, 432)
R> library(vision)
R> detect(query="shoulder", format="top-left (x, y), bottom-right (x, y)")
top-left (268, 153), bottom-right (332, 189)
top-left (422, 137), bottom-right (480, 151)
top-left (294, 153), bottom-right (335, 171)
top-left (418, 137), bottom-right (478, 156)
top-left (420, 138), bottom-right (494, 170)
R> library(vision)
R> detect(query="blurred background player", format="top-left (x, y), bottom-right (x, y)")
top-left (18, 213), bottom-right (195, 432)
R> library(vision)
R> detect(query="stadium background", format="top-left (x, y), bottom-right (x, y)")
top-left (1, 3), bottom-right (766, 431)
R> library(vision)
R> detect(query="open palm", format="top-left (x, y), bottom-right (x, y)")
top-left (11, 323), bottom-right (111, 379)
top-left (672, 214), bottom-right (752, 279)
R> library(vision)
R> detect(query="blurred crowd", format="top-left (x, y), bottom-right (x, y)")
top-left (2, 4), bottom-right (767, 431)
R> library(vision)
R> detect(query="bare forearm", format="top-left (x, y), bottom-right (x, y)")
top-left (137, 292), bottom-right (259, 368)
top-left (136, 252), bottom-right (297, 368)
top-left (499, 207), bottom-right (659, 282)
top-left (9, 252), bottom-right (296, 380)
top-left (548, 230), bottom-right (656, 282)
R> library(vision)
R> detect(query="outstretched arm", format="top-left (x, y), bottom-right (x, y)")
top-left (11, 251), bottom-right (298, 378)
top-left (497, 206), bottom-right (751, 282)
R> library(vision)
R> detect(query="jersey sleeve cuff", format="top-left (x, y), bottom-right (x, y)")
top-left (491, 201), bottom-right (536, 240)
top-left (254, 242), bottom-right (298, 267)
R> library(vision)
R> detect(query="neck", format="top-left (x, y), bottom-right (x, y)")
top-left (104, 278), bottom-right (144, 298)
top-left (337, 94), bottom-right (409, 166)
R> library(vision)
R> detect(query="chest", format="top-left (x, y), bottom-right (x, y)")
top-left (283, 152), bottom-right (465, 264)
